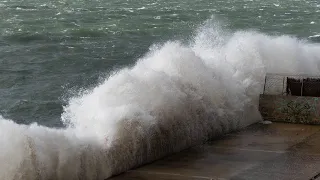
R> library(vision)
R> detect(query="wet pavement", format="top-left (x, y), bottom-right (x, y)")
top-left (109, 123), bottom-right (320, 180)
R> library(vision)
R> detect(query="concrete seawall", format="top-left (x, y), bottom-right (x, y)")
top-left (106, 94), bottom-right (320, 180)
top-left (109, 123), bottom-right (320, 180)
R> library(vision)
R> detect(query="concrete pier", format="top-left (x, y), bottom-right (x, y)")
top-left (109, 122), bottom-right (320, 180)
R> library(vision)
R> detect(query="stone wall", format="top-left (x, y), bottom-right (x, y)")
top-left (259, 94), bottom-right (320, 125)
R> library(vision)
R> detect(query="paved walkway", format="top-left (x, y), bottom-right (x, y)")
top-left (109, 123), bottom-right (320, 180)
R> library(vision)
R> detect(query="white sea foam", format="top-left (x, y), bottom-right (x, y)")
top-left (1, 20), bottom-right (320, 180)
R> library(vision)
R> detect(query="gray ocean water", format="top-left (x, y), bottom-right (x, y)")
top-left (0, 0), bottom-right (319, 127)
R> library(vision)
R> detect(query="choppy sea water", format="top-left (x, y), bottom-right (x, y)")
top-left (1, 0), bottom-right (320, 179)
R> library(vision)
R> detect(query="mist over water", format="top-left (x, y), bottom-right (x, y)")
top-left (1, 19), bottom-right (320, 180)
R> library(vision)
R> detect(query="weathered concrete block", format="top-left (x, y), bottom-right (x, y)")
top-left (259, 94), bottom-right (320, 125)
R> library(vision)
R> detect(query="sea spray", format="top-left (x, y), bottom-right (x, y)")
top-left (1, 21), bottom-right (320, 180)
